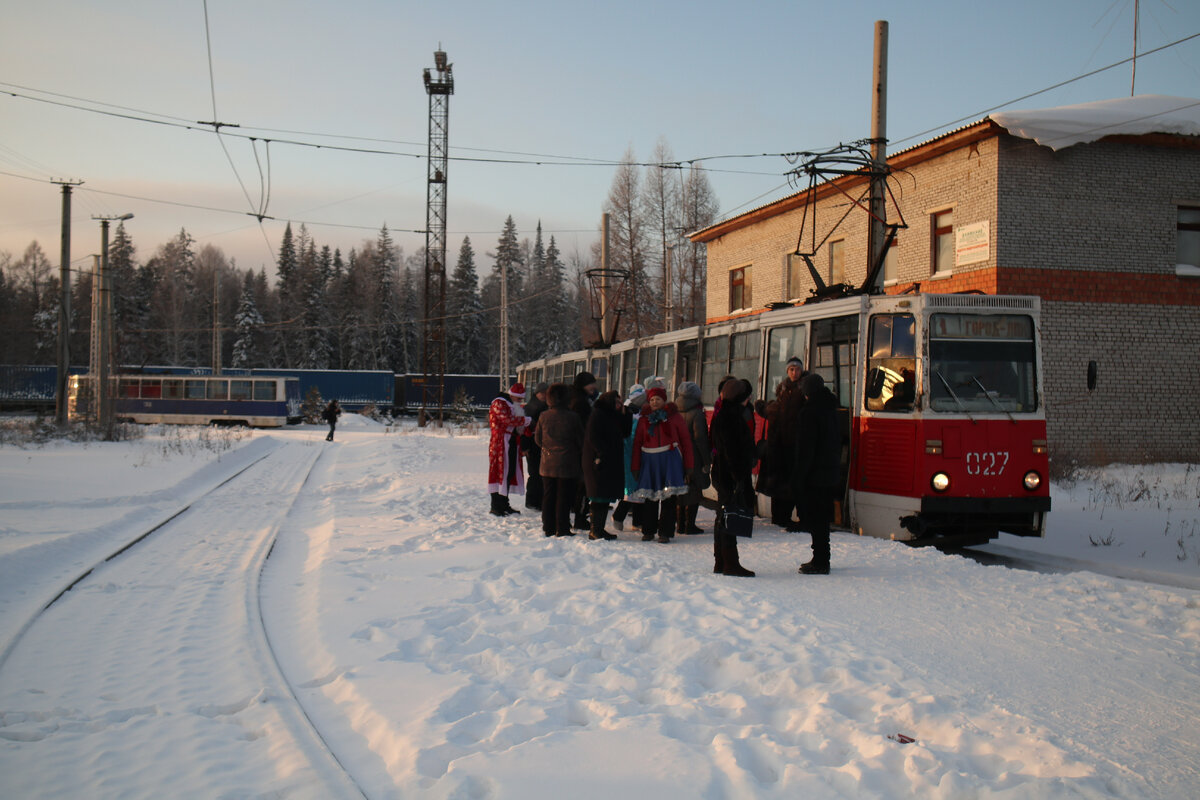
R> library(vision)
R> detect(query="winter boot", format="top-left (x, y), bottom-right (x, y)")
top-left (721, 534), bottom-right (755, 577)
top-left (685, 503), bottom-right (703, 534)
top-left (713, 532), bottom-right (725, 574)
top-left (501, 496), bottom-right (520, 515)
top-left (588, 502), bottom-right (617, 540)
top-left (489, 492), bottom-right (507, 517)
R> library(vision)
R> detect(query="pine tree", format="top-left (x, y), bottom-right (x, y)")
top-left (231, 271), bottom-right (265, 368)
top-left (603, 149), bottom-right (654, 339)
top-left (447, 236), bottom-right (484, 373)
top-left (272, 223), bottom-right (299, 367)
top-left (483, 216), bottom-right (523, 373)
top-left (545, 235), bottom-right (580, 355)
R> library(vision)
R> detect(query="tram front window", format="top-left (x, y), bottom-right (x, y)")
top-left (929, 314), bottom-right (1037, 413)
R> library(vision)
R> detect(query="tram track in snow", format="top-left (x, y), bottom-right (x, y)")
top-left (0, 440), bottom-right (367, 799)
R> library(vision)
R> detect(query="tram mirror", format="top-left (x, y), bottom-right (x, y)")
top-left (1087, 360), bottom-right (1098, 392)
top-left (865, 367), bottom-right (886, 399)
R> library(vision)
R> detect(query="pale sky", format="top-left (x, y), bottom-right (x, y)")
top-left (2, 0), bottom-right (1199, 276)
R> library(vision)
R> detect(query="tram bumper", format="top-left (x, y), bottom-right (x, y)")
top-left (901, 496), bottom-right (1051, 544)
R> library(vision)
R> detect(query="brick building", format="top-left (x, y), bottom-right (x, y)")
top-left (691, 96), bottom-right (1200, 467)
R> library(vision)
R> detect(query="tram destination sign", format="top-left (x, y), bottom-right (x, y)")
top-left (932, 314), bottom-right (1032, 340)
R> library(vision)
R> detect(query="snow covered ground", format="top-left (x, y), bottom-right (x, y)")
top-left (1, 417), bottom-right (1198, 799)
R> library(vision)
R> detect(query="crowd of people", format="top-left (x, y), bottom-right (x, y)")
top-left (486, 361), bottom-right (841, 576)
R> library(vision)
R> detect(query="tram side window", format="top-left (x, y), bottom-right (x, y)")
top-left (185, 380), bottom-right (206, 400)
top-left (621, 352), bottom-right (638, 394)
top-left (865, 314), bottom-right (917, 412)
top-left (656, 346), bottom-right (675, 389)
top-left (119, 378), bottom-right (140, 398)
top-left (141, 379), bottom-right (163, 399)
top-left (638, 347), bottom-right (656, 384)
top-left (206, 380), bottom-right (229, 400)
top-left (163, 379), bottom-right (184, 399)
top-left (253, 380), bottom-right (276, 401)
top-left (230, 380), bottom-right (253, 401)
top-left (700, 335), bottom-right (729, 406)
top-left (730, 330), bottom-right (761, 399)
top-left (929, 314), bottom-right (1037, 413)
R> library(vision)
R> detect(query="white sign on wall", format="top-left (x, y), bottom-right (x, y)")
top-left (956, 221), bottom-right (990, 266)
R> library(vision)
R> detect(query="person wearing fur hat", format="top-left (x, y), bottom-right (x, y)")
top-left (582, 390), bottom-right (627, 540)
top-left (535, 383), bottom-right (585, 537)
top-left (611, 384), bottom-right (646, 532)
top-left (488, 382), bottom-right (531, 516)
top-left (761, 356), bottom-right (807, 529)
top-left (791, 372), bottom-right (841, 574)
top-left (630, 386), bottom-right (694, 543)
top-left (674, 381), bottom-right (710, 535)
top-left (708, 377), bottom-right (757, 577)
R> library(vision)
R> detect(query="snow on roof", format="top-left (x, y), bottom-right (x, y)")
top-left (989, 94), bottom-right (1200, 151)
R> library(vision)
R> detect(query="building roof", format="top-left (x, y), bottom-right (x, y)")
top-left (990, 95), bottom-right (1200, 151)
top-left (691, 95), bottom-right (1200, 243)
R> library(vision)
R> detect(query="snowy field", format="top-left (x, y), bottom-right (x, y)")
top-left (1, 416), bottom-right (1198, 799)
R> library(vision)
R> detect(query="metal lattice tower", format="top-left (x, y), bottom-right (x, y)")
top-left (421, 48), bottom-right (453, 425)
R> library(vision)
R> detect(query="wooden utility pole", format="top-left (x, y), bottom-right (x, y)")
top-left (53, 179), bottom-right (82, 425)
top-left (93, 213), bottom-right (131, 437)
top-left (867, 21), bottom-right (889, 291)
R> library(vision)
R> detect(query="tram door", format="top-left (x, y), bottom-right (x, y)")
top-left (811, 316), bottom-right (859, 522)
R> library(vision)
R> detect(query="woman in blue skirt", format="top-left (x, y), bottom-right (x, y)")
top-left (630, 386), bottom-right (694, 543)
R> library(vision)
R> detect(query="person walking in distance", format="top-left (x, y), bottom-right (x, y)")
top-left (792, 373), bottom-right (841, 574)
top-left (322, 399), bottom-right (341, 442)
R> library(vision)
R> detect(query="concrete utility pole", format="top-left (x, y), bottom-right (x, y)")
top-left (53, 179), bottom-right (82, 425)
top-left (93, 213), bottom-right (131, 437)
top-left (867, 20), bottom-right (889, 290)
top-left (422, 47), bottom-right (453, 425)
top-left (600, 213), bottom-right (610, 339)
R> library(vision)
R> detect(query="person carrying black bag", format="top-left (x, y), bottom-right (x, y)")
top-left (708, 378), bottom-right (756, 577)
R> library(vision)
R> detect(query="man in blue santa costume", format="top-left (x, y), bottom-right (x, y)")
top-left (488, 382), bottom-right (531, 516)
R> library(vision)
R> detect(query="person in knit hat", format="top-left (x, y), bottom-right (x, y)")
top-left (521, 382), bottom-right (551, 511)
top-left (708, 376), bottom-right (756, 576)
top-left (488, 382), bottom-right (531, 516)
top-left (630, 386), bottom-right (693, 543)
top-left (674, 381), bottom-right (710, 535)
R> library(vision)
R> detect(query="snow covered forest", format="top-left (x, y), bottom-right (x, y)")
top-left (0, 151), bottom-right (718, 373)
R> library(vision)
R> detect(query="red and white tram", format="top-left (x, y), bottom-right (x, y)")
top-left (516, 292), bottom-right (1050, 547)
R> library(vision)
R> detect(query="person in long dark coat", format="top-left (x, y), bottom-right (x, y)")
top-left (582, 390), bottom-right (627, 540)
top-left (763, 357), bottom-right (806, 528)
top-left (709, 379), bottom-right (756, 577)
top-left (322, 399), bottom-right (341, 441)
top-left (534, 383), bottom-right (584, 537)
top-left (791, 372), bottom-right (841, 574)
top-left (569, 371), bottom-right (599, 530)
top-left (522, 382), bottom-right (549, 511)
top-left (675, 381), bottom-right (710, 535)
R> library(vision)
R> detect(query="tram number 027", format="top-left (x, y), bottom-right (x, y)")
top-left (965, 451), bottom-right (1009, 476)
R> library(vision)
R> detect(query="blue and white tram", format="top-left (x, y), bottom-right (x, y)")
top-left (68, 374), bottom-right (302, 427)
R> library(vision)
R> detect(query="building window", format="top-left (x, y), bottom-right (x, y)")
top-left (786, 253), bottom-right (806, 300)
top-left (829, 239), bottom-right (845, 285)
top-left (932, 209), bottom-right (954, 275)
top-left (730, 266), bottom-right (751, 312)
top-left (1179, 206), bottom-right (1200, 268)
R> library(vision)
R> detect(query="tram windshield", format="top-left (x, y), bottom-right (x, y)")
top-left (929, 313), bottom-right (1038, 413)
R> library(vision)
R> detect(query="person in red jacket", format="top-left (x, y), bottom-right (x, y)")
top-left (630, 386), bottom-right (694, 543)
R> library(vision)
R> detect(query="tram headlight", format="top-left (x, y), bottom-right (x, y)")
top-left (1023, 470), bottom-right (1042, 491)
top-left (931, 472), bottom-right (951, 493)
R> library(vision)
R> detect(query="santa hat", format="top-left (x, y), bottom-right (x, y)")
top-left (508, 382), bottom-right (526, 399)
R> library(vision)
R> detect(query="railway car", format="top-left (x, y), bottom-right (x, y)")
top-left (393, 373), bottom-right (511, 416)
top-left (67, 373), bottom-right (302, 427)
top-left (251, 368), bottom-right (394, 414)
top-left (516, 292), bottom-right (1051, 547)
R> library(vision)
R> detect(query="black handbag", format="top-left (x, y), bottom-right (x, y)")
top-left (722, 505), bottom-right (754, 538)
